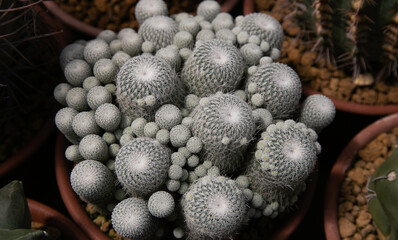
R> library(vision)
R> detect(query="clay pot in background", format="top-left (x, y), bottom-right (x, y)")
top-left (28, 198), bottom-right (89, 240)
top-left (0, 5), bottom-right (67, 179)
top-left (43, 0), bottom-right (240, 38)
top-left (242, 0), bottom-right (398, 115)
top-left (55, 132), bottom-right (318, 240)
top-left (324, 112), bottom-right (398, 240)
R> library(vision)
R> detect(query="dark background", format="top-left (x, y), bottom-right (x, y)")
top-left (0, 1), bottom-right (388, 239)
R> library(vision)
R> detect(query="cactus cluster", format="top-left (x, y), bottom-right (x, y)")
top-left (297, 0), bottom-right (398, 84)
top-left (53, 0), bottom-right (336, 239)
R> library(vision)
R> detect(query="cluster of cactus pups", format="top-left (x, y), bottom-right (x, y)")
top-left (54, 0), bottom-right (336, 239)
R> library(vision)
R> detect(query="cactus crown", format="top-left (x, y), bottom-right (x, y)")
top-left (297, 0), bottom-right (398, 83)
top-left (182, 176), bottom-right (246, 239)
top-left (367, 144), bottom-right (398, 239)
top-left (181, 39), bottom-right (245, 97)
top-left (116, 54), bottom-right (184, 119)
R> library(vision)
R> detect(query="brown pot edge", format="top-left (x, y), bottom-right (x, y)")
top-left (44, 0), bottom-right (240, 38)
top-left (28, 198), bottom-right (89, 240)
top-left (323, 112), bottom-right (398, 240)
top-left (55, 133), bottom-right (110, 240)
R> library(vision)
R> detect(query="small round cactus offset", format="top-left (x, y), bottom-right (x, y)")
top-left (182, 175), bottom-right (247, 239)
top-left (238, 12), bottom-right (284, 51)
top-left (134, 0), bottom-right (168, 25)
top-left (246, 62), bottom-right (301, 118)
top-left (115, 137), bottom-right (171, 195)
top-left (116, 55), bottom-right (184, 119)
top-left (70, 160), bottom-right (115, 205)
top-left (191, 93), bottom-right (256, 174)
top-left (138, 15), bottom-right (179, 51)
top-left (111, 197), bottom-right (156, 239)
top-left (181, 39), bottom-right (245, 97)
top-left (299, 94), bottom-right (336, 132)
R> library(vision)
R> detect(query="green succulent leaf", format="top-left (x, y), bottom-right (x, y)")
top-left (0, 181), bottom-right (31, 230)
top-left (0, 228), bottom-right (47, 240)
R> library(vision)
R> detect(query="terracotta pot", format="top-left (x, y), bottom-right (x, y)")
top-left (28, 198), bottom-right (89, 240)
top-left (0, 5), bottom-right (67, 179)
top-left (324, 112), bottom-right (398, 240)
top-left (242, 0), bottom-right (398, 115)
top-left (55, 132), bottom-right (318, 240)
top-left (43, 0), bottom-right (240, 38)
top-left (55, 133), bottom-right (110, 240)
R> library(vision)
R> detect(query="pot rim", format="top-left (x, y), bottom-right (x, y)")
top-left (55, 131), bottom-right (318, 240)
top-left (302, 86), bottom-right (398, 116)
top-left (43, 0), bottom-right (240, 38)
top-left (27, 198), bottom-right (89, 240)
top-left (323, 112), bottom-right (398, 240)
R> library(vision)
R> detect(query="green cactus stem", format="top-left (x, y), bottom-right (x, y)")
top-left (368, 145), bottom-right (398, 240)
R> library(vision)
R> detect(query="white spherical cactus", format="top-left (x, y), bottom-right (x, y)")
top-left (196, 29), bottom-right (215, 41)
top-left (64, 59), bottom-right (92, 87)
top-left (116, 55), bottom-right (184, 119)
top-left (95, 103), bottom-right (122, 131)
top-left (115, 137), bottom-right (171, 195)
top-left (82, 76), bottom-right (101, 91)
top-left (238, 13), bottom-right (284, 51)
top-left (148, 191), bottom-right (175, 218)
top-left (53, 83), bottom-right (72, 106)
top-left (155, 46), bottom-right (181, 71)
top-left (215, 29), bottom-right (237, 45)
top-left (134, 0), bottom-right (168, 25)
top-left (97, 30), bottom-right (117, 43)
top-left (93, 58), bottom-right (118, 84)
top-left (70, 160), bottom-right (115, 205)
top-left (121, 32), bottom-right (143, 56)
top-left (245, 120), bottom-right (320, 217)
top-left (66, 87), bottom-right (90, 111)
top-left (79, 134), bottom-right (109, 162)
top-left (182, 176), bottom-right (246, 239)
top-left (191, 93), bottom-right (255, 173)
top-left (197, 0), bottom-right (221, 22)
top-left (245, 62), bottom-right (301, 118)
top-left (169, 124), bottom-right (191, 148)
top-left (179, 17), bottom-right (201, 37)
top-left (173, 31), bottom-right (194, 49)
top-left (59, 43), bottom-right (85, 70)
top-left (299, 94), bottom-right (336, 132)
top-left (83, 39), bottom-right (112, 65)
top-left (138, 16), bottom-right (179, 51)
top-left (240, 43), bottom-right (263, 66)
top-left (154, 104), bottom-right (182, 130)
top-left (72, 111), bottom-right (102, 137)
top-left (86, 86), bottom-right (112, 110)
top-left (65, 144), bottom-right (83, 162)
top-left (181, 39), bottom-right (245, 97)
top-left (111, 51), bottom-right (130, 68)
top-left (212, 13), bottom-right (234, 32)
top-left (55, 107), bottom-right (80, 144)
top-left (111, 198), bottom-right (156, 239)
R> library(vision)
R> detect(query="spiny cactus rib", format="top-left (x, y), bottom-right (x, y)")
top-left (191, 93), bottom-right (255, 174)
top-left (182, 176), bottom-right (246, 239)
top-left (115, 137), bottom-right (171, 195)
top-left (181, 39), bottom-right (245, 97)
top-left (116, 55), bottom-right (184, 119)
